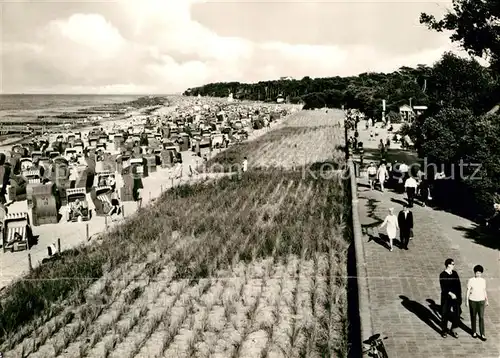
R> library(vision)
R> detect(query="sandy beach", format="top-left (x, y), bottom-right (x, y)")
top-left (0, 104), bottom-right (286, 291)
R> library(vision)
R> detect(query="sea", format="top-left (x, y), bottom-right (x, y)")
top-left (0, 94), bottom-right (144, 122)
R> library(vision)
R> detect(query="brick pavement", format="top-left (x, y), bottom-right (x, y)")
top-left (351, 119), bottom-right (500, 358)
top-left (356, 171), bottom-right (500, 358)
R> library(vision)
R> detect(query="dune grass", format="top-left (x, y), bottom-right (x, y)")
top-left (1, 168), bottom-right (351, 357)
top-left (0, 109), bottom-right (352, 357)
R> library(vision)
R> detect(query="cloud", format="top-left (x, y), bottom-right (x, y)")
top-left (1, 0), bottom-right (467, 94)
top-left (46, 14), bottom-right (126, 55)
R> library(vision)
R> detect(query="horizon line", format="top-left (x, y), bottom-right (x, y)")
top-left (0, 93), bottom-right (179, 96)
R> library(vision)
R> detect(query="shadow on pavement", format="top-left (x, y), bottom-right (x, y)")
top-left (367, 232), bottom-right (402, 250)
top-left (360, 148), bottom-right (420, 166)
top-left (390, 197), bottom-right (408, 207)
top-left (424, 298), bottom-right (473, 336)
top-left (400, 295), bottom-right (442, 335)
top-left (453, 225), bottom-right (500, 251)
top-left (365, 198), bottom-right (381, 219)
top-left (367, 233), bottom-right (390, 250)
top-left (426, 299), bottom-right (442, 320)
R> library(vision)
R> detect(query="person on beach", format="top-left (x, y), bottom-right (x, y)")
top-left (379, 207), bottom-right (398, 251)
top-left (466, 265), bottom-right (488, 340)
top-left (242, 157), bottom-right (248, 173)
top-left (107, 174), bottom-right (116, 192)
top-left (440, 258), bottom-right (462, 338)
top-left (132, 181), bottom-right (142, 210)
top-left (397, 204), bottom-right (413, 250)
top-left (108, 190), bottom-right (122, 217)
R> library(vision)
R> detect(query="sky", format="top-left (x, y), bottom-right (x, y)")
top-left (0, 0), bottom-right (475, 94)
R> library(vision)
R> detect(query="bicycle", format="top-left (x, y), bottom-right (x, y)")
top-left (362, 333), bottom-right (389, 358)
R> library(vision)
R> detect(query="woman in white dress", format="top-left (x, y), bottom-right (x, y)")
top-left (379, 207), bottom-right (398, 251)
top-left (377, 163), bottom-right (388, 192)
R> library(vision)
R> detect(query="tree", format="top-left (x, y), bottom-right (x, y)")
top-left (420, 0), bottom-right (500, 72)
top-left (413, 107), bottom-right (475, 164)
top-left (427, 52), bottom-right (497, 114)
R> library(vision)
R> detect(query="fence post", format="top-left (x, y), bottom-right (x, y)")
top-left (171, 178), bottom-right (174, 188)
top-left (105, 215), bottom-right (108, 229)
top-left (57, 238), bottom-right (61, 254)
top-left (28, 253), bottom-right (33, 272)
top-left (149, 191), bottom-right (151, 201)
top-left (160, 184), bottom-right (163, 192)
top-left (86, 223), bottom-right (89, 241)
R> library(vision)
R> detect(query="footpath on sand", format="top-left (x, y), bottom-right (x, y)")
top-left (354, 121), bottom-right (500, 358)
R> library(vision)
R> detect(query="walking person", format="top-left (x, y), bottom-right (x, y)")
top-left (379, 208), bottom-right (398, 251)
top-left (404, 175), bottom-right (418, 207)
top-left (108, 190), bottom-right (122, 218)
top-left (418, 176), bottom-right (430, 207)
top-left (377, 163), bottom-right (388, 192)
top-left (466, 265), bottom-right (488, 341)
top-left (399, 162), bottom-right (409, 180)
top-left (378, 139), bottom-right (386, 158)
top-left (367, 162), bottom-right (377, 190)
top-left (397, 204), bottom-right (413, 250)
top-left (439, 258), bottom-right (462, 338)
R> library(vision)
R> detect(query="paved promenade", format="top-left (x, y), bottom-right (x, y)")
top-left (354, 121), bottom-right (500, 357)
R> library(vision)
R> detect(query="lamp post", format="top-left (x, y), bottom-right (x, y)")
top-left (382, 99), bottom-right (386, 124)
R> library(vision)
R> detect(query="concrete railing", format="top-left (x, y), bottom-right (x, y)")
top-left (348, 158), bottom-right (373, 355)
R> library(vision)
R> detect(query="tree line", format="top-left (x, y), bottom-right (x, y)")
top-left (183, 53), bottom-right (498, 120)
top-left (184, 0), bottom-right (500, 219)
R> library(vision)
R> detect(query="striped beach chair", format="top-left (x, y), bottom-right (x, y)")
top-left (3, 212), bottom-right (30, 252)
top-left (95, 186), bottom-right (112, 211)
top-left (23, 169), bottom-right (41, 182)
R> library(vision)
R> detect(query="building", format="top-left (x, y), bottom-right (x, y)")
top-left (399, 104), bottom-right (414, 121)
top-left (413, 105), bottom-right (428, 116)
top-left (399, 104), bottom-right (428, 122)
top-left (279, 76), bottom-right (293, 81)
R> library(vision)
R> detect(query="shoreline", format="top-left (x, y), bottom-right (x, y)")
top-left (0, 95), bottom-right (167, 138)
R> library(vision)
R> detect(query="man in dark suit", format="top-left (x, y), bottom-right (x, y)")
top-left (439, 258), bottom-right (462, 338)
top-left (398, 204), bottom-right (413, 250)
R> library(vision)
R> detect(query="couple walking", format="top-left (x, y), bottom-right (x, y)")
top-left (379, 204), bottom-right (413, 251)
top-left (367, 162), bottom-right (388, 191)
top-left (439, 259), bottom-right (489, 340)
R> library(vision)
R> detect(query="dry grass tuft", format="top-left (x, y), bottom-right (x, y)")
top-left (1, 109), bottom-right (351, 358)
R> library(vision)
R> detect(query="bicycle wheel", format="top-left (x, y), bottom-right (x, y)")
top-left (376, 344), bottom-right (389, 358)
